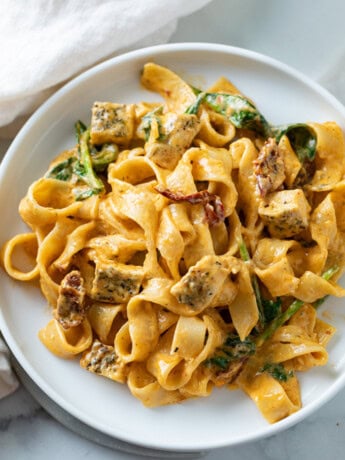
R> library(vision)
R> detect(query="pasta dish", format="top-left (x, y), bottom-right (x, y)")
top-left (2, 63), bottom-right (345, 423)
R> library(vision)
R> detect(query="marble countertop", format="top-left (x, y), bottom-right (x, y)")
top-left (2, 1), bottom-right (345, 458)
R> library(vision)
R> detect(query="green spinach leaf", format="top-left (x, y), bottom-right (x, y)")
top-left (186, 89), bottom-right (317, 162)
top-left (260, 362), bottom-right (294, 382)
top-left (205, 334), bottom-right (256, 370)
top-left (139, 106), bottom-right (165, 141)
top-left (46, 157), bottom-right (76, 181)
top-left (262, 297), bottom-right (282, 323)
top-left (272, 123), bottom-right (317, 162)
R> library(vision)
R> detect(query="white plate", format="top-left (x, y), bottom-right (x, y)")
top-left (2, 43), bottom-right (345, 452)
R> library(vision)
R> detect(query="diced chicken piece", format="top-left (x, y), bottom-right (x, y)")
top-left (170, 255), bottom-right (240, 311)
top-left (167, 113), bottom-right (200, 151)
top-left (146, 143), bottom-right (178, 170)
top-left (90, 260), bottom-right (144, 303)
top-left (259, 189), bottom-right (311, 238)
top-left (90, 102), bottom-right (135, 145)
top-left (80, 340), bottom-right (126, 382)
top-left (55, 270), bottom-right (86, 329)
top-left (146, 113), bottom-right (200, 169)
top-left (253, 137), bottom-right (285, 197)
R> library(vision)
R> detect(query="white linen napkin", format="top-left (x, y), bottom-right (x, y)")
top-left (0, 0), bottom-right (211, 138)
top-left (0, 0), bottom-right (211, 400)
top-left (0, 338), bottom-right (19, 399)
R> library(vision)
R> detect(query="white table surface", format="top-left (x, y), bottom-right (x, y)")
top-left (2, 1), bottom-right (345, 458)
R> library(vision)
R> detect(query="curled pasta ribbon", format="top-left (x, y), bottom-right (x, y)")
top-left (229, 261), bottom-right (259, 340)
top-left (330, 182), bottom-right (345, 235)
top-left (141, 62), bottom-right (196, 113)
top-left (287, 304), bottom-right (336, 370)
top-left (253, 238), bottom-right (300, 297)
top-left (147, 315), bottom-right (223, 391)
top-left (115, 299), bottom-right (159, 363)
top-left (237, 303), bottom-right (332, 423)
top-left (39, 318), bottom-right (92, 359)
top-left (108, 155), bottom-right (166, 186)
top-left (127, 362), bottom-right (184, 407)
top-left (265, 325), bottom-right (329, 368)
top-left (19, 178), bottom-right (82, 228)
top-left (37, 217), bottom-right (85, 306)
top-left (104, 180), bottom-right (163, 278)
top-left (252, 238), bottom-right (344, 301)
top-left (278, 135), bottom-right (301, 187)
top-left (294, 271), bottom-right (345, 303)
top-left (207, 75), bottom-right (243, 95)
top-left (229, 138), bottom-right (259, 230)
top-left (168, 147), bottom-right (237, 218)
top-left (87, 303), bottom-right (126, 345)
top-left (86, 234), bottom-right (146, 267)
top-left (52, 221), bottom-right (96, 271)
top-left (198, 108), bottom-right (236, 147)
top-left (98, 195), bottom-right (145, 240)
top-left (156, 206), bottom-right (185, 279)
top-left (310, 192), bottom-right (341, 273)
top-left (161, 146), bottom-right (237, 267)
top-left (308, 122), bottom-right (345, 191)
top-left (179, 365), bottom-right (214, 398)
top-left (1, 233), bottom-right (39, 281)
top-left (237, 368), bottom-right (301, 424)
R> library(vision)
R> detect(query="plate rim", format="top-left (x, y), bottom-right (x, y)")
top-left (2, 42), bottom-right (345, 451)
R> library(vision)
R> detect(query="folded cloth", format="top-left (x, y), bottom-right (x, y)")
top-left (0, 0), bottom-right (211, 138)
top-left (0, 337), bottom-right (19, 399)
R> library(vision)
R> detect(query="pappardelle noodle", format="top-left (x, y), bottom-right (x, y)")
top-left (3, 63), bottom-right (345, 423)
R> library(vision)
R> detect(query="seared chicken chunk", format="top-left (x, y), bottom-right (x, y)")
top-left (259, 189), bottom-right (311, 238)
top-left (146, 113), bottom-right (200, 169)
top-left (91, 260), bottom-right (144, 303)
top-left (55, 270), bottom-right (86, 329)
top-left (166, 113), bottom-right (200, 151)
top-left (90, 102), bottom-right (135, 145)
top-left (80, 340), bottom-right (126, 382)
top-left (253, 137), bottom-right (285, 197)
top-left (171, 255), bottom-right (240, 312)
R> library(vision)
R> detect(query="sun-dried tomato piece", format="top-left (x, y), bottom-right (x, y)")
top-left (253, 137), bottom-right (285, 197)
top-left (155, 186), bottom-right (225, 225)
